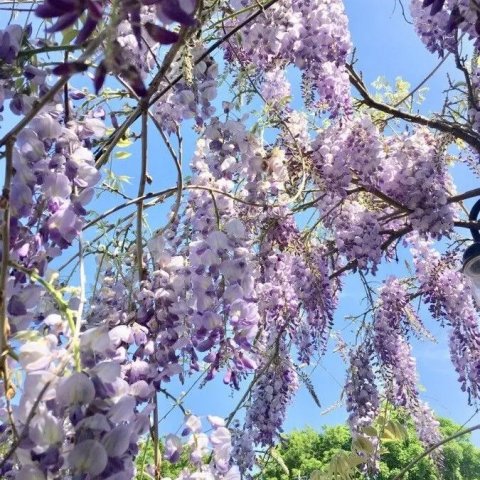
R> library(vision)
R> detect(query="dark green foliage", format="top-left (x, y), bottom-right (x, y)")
top-left (260, 416), bottom-right (480, 480)
top-left (136, 439), bottom-right (190, 479)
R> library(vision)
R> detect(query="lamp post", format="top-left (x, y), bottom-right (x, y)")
top-left (462, 198), bottom-right (480, 301)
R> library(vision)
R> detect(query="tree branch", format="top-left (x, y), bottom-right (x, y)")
top-left (393, 423), bottom-right (480, 480)
top-left (94, 0), bottom-right (281, 167)
top-left (347, 64), bottom-right (480, 152)
top-left (136, 111), bottom-right (148, 283)
top-left (0, 33), bottom-right (105, 149)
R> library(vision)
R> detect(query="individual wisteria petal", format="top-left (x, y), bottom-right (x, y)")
top-left (84, 116), bottom-right (107, 138)
top-left (102, 424), bottom-right (132, 457)
top-left (29, 114), bottom-right (62, 139)
top-left (42, 173), bottom-right (72, 199)
top-left (144, 22), bottom-right (180, 43)
top-left (108, 395), bottom-right (136, 423)
top-left (57, 372), bottom-right (96, 406)
top-left (19, 340), bottom-right (53, 371)
top-left (94, 61), bottom-right (107, 94)
top-left (428, 0), bottom-right (445, 15)
top-left (52, 61), bottom-right (88, 76)
top-left (46, 12), bottom-right (79, 33)
top-left (75, 14), bottom-right (100, 44)
top-left (210, 427), bottom-right (231, 448)
top-left (446, 5), bottom-right (464, 32)
top-left (29, 408), bottom-right (63, 448)
top-left (0, 25), bottom-right (24, 64)
top-left (183, 414), bottom-right (202, 435)
top-left (35, 3), bottom-right (65, 18)
top-left (157, 0), bottom-right (197, 25)
top-left (68, 439), bottom-right (108, 476)
top-left (109, 324), bottom-right (134, 346)
top-left (165, 434), bottom-right (183, 462)
top-left (223, 466), bottom-right (241, 480)
top-left (208, 415), bottom-right (226, 428)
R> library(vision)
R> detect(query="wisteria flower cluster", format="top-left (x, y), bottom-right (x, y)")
top-left (226, 0), bottom-right (352, 115)
top-left (2, 0), bottom-right (480, 478)
top-left (371, 277), bottom-right (443, 460)
top-left (411, 0), bottom-right (480, 56)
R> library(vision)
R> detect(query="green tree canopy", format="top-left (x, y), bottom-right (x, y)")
top-left (260, 416), bottom-right (480, 480)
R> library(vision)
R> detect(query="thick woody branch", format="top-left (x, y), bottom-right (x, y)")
top-left (347, 64), bottom-right (480, 153)
top-left (0, 138), bottom-right (13, 404)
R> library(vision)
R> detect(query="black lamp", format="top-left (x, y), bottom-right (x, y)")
top-left (462, 198), bottom-right (480, 295)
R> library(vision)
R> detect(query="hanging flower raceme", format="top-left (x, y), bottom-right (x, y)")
top-left (331, 200), bottom-right (384, 274)
top-left (225, 0), bottom-right (352, 115)
top-left (345, 344), bottom-right (380, 436)
top-left (373, 278), bottom-right (421, 407)
top-left (36, 0), bottom-right (198, 95)
top-left (153, 45), bottom-right (219, 133)
top-left (232, 343), bottom-right (299, 476)
top-left (410, 0), bottom-right (457, 56)
top-left (411, 0), bottom-right (480, 56)
top-left (312, 115), bottom-right (384, 199)
top-left (378, 128), bottom-right (456, 238)
top-left (167, 415), bottom-right (240, 480)
top-left (373, 277), bottom-right (443, 459)
top-left (410, 236), bottom-right (480, 404)
top-left (290, 246), bottom-right (336, 362)
top-left (412, 400), bottom-right (443, 464)
top-left (344, 343), bottom-right (380, 472)
top-left (256, 213), bottom-right (335, 363)
top-left (136, 119), bottom-right (262, 391)
top-left (5, 108), bottom-right (102, 338)
top-left (5, 259), bottom-right (152, 479)
top-left (311, 118), bottom-right (386, 273)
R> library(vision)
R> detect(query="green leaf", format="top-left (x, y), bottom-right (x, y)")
top-left (270, 449), bottom-right (289, 476)
top-left (362, 426), bottom-right (378, 437)
top-left (62, 28), bottom-right (78, 45)
top-left (117, 175), bottom-right (132, 184)
top-left (352, 436), bottom-right (375, 455)
top-left (310, 470), bottom-right (323, 480)
top-left (381, 419), bottom-right (407, 443)
top-left (117, 135), bottom-right (133, 148)
top-left (329, 451), bottom-right (356, 479)
top-left (115, 151), bottom-right (132, 160)
top-left (347, 453), bottom-right (365, 468)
